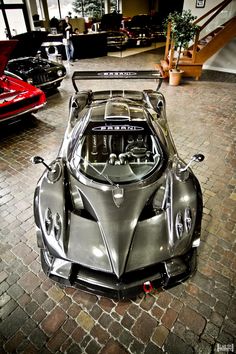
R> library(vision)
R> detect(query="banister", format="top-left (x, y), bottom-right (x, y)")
top-left (169, 39), bottom-right (175, 69)
top-left (191, 30), bottom-right (200, 63)
top-left (191, 0), bottom-right (232, 63)
top-left (162, 0), bottom-right (233, 71)
top-left (193, 0), bottom-right (232, 29)
top-left (164, 20), bottom-right (171, 61)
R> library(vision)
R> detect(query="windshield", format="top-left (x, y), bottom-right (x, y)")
top-left (71, 120), bottom-right (163, 184)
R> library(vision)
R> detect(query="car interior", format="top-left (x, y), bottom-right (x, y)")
top-left (73, 132), bottom-right (161, 183)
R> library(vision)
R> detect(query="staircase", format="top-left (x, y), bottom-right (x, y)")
top-left (157, 0), bottom-right (236, 80)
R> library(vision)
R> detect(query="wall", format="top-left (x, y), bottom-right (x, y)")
top-left (70, 18), bottom-right (85, 33)
top-left (121, 0), bottom-right (149, 17)
top-left (120, 0), bottom-right (183, 19)
top-left (183, 0), bottom-right (236, 73)
top-left (203, 38), bottom-right (236, 73)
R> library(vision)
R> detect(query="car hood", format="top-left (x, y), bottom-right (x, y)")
top-left (10, 31), bottom-right (49, 59)
top-left (0, 40), bottom-right (18, 76)
top-left (73, 180), bottom-right (160, 278)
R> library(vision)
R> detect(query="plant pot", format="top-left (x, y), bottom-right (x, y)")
top-left (169, 69), bottom-right (184, 86)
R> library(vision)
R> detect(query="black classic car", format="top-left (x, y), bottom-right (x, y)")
top-left (107, 31), bottom-right (129, 51)
top-left (5, 32), bottom-right (66, 92)
top-left (32, 71), bottom-right (204, 299)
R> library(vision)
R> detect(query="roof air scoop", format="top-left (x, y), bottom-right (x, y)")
top-left (104, 101), bottom-right (130, 121)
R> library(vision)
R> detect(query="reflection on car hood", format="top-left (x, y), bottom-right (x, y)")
top-left (0, 40), bottom-right (18, 76)
top-left (10, 31), bottom-right (49, 58)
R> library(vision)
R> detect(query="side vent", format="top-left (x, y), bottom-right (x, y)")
top-left (143, 90), bottom-right (165, 114)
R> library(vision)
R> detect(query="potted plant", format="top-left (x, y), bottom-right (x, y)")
top-left (164, 10), bottom-right (198, 85)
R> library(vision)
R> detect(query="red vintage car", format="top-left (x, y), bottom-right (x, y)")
top-left (0, 40), bottom-right (46, 123)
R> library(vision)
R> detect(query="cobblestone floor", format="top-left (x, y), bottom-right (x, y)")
top-left (0, 49), bottom-right (235, 353)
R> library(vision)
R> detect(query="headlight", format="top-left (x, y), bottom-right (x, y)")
top-left (175, 212), bottom-right (184, 239)
top-left (44, 209), bottom-right (62, 240)
top-left (54, 213), bottom-right (62, 241)
top-left (184, 207), bottom-right (192, 232)
top-left (27, 78), bottom-right (33, 84)
top-left (57, 69), bottom-right (63, 77)
top-left (45, 208), bottom-right (53, 235)
top-left (175, 207), bottom-right (193, 239)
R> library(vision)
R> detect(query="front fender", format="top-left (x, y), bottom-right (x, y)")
top-left (33, 158), bottom-right (68, 258)
top-left (168, 168), bottom-right (203, 254)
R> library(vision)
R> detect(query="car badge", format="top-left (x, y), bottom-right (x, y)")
top-left (92, 125), bottom-right (144, 132)
top-left (112, 186), bottom-right (124, 208)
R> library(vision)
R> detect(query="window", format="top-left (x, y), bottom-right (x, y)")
top-left (47, 0), bottom-right (61, 19)
top-left (35, 0), bottom-right (44, 20)
top-left (5, 8), bottom-right (27, 35)
top-left (0, 1), bottom-right (30, 39)
top-left (0, 11), bottom-right (7, 39)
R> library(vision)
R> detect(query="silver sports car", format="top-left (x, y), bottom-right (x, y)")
top-left (32, 71), bottom-right (204, 299)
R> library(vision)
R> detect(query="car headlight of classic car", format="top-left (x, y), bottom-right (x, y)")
top-left (57, 69), bottom-right (64, 77)
top-left (27, 77), bottom-right (33, 84)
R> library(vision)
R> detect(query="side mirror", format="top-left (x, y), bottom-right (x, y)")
top-left (31, 156), bottom-right (44, 164)
top-left (180, 153), bottom-right (205, 172)
top-left (192, 153), bottom-right (205, 162)
top-left (31, 156), bottom-right (51, 171)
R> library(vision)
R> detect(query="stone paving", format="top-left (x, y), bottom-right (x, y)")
top-left (0, 48), bottom-right (236, 353)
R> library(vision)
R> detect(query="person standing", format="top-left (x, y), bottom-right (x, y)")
top-left (62, 16), bottom-right (74, 64)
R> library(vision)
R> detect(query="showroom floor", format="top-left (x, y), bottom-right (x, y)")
top-left (0, 48), bottom-right (235, 354)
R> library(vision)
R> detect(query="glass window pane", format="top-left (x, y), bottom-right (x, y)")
top-left (0, 11), bottom-right (8, 40)
top-left (5, 9), bottom-right (27, 36)
top-left (47, 0), bottom-right (75, 19)
top-left (48, 0), bottom-right (62, 19)
top-left (35, 0), bottom-right (44, 20)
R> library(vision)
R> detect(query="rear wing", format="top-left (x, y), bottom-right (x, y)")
top-left (72, 70), bottom-right (163, 93)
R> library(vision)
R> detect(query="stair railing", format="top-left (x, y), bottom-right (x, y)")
top-left (164, 0), bottom-right (233, 66)
top-left (191, 0), bottom-right (232, 62)
top-left (164, 20), bottom-right (175, 69)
